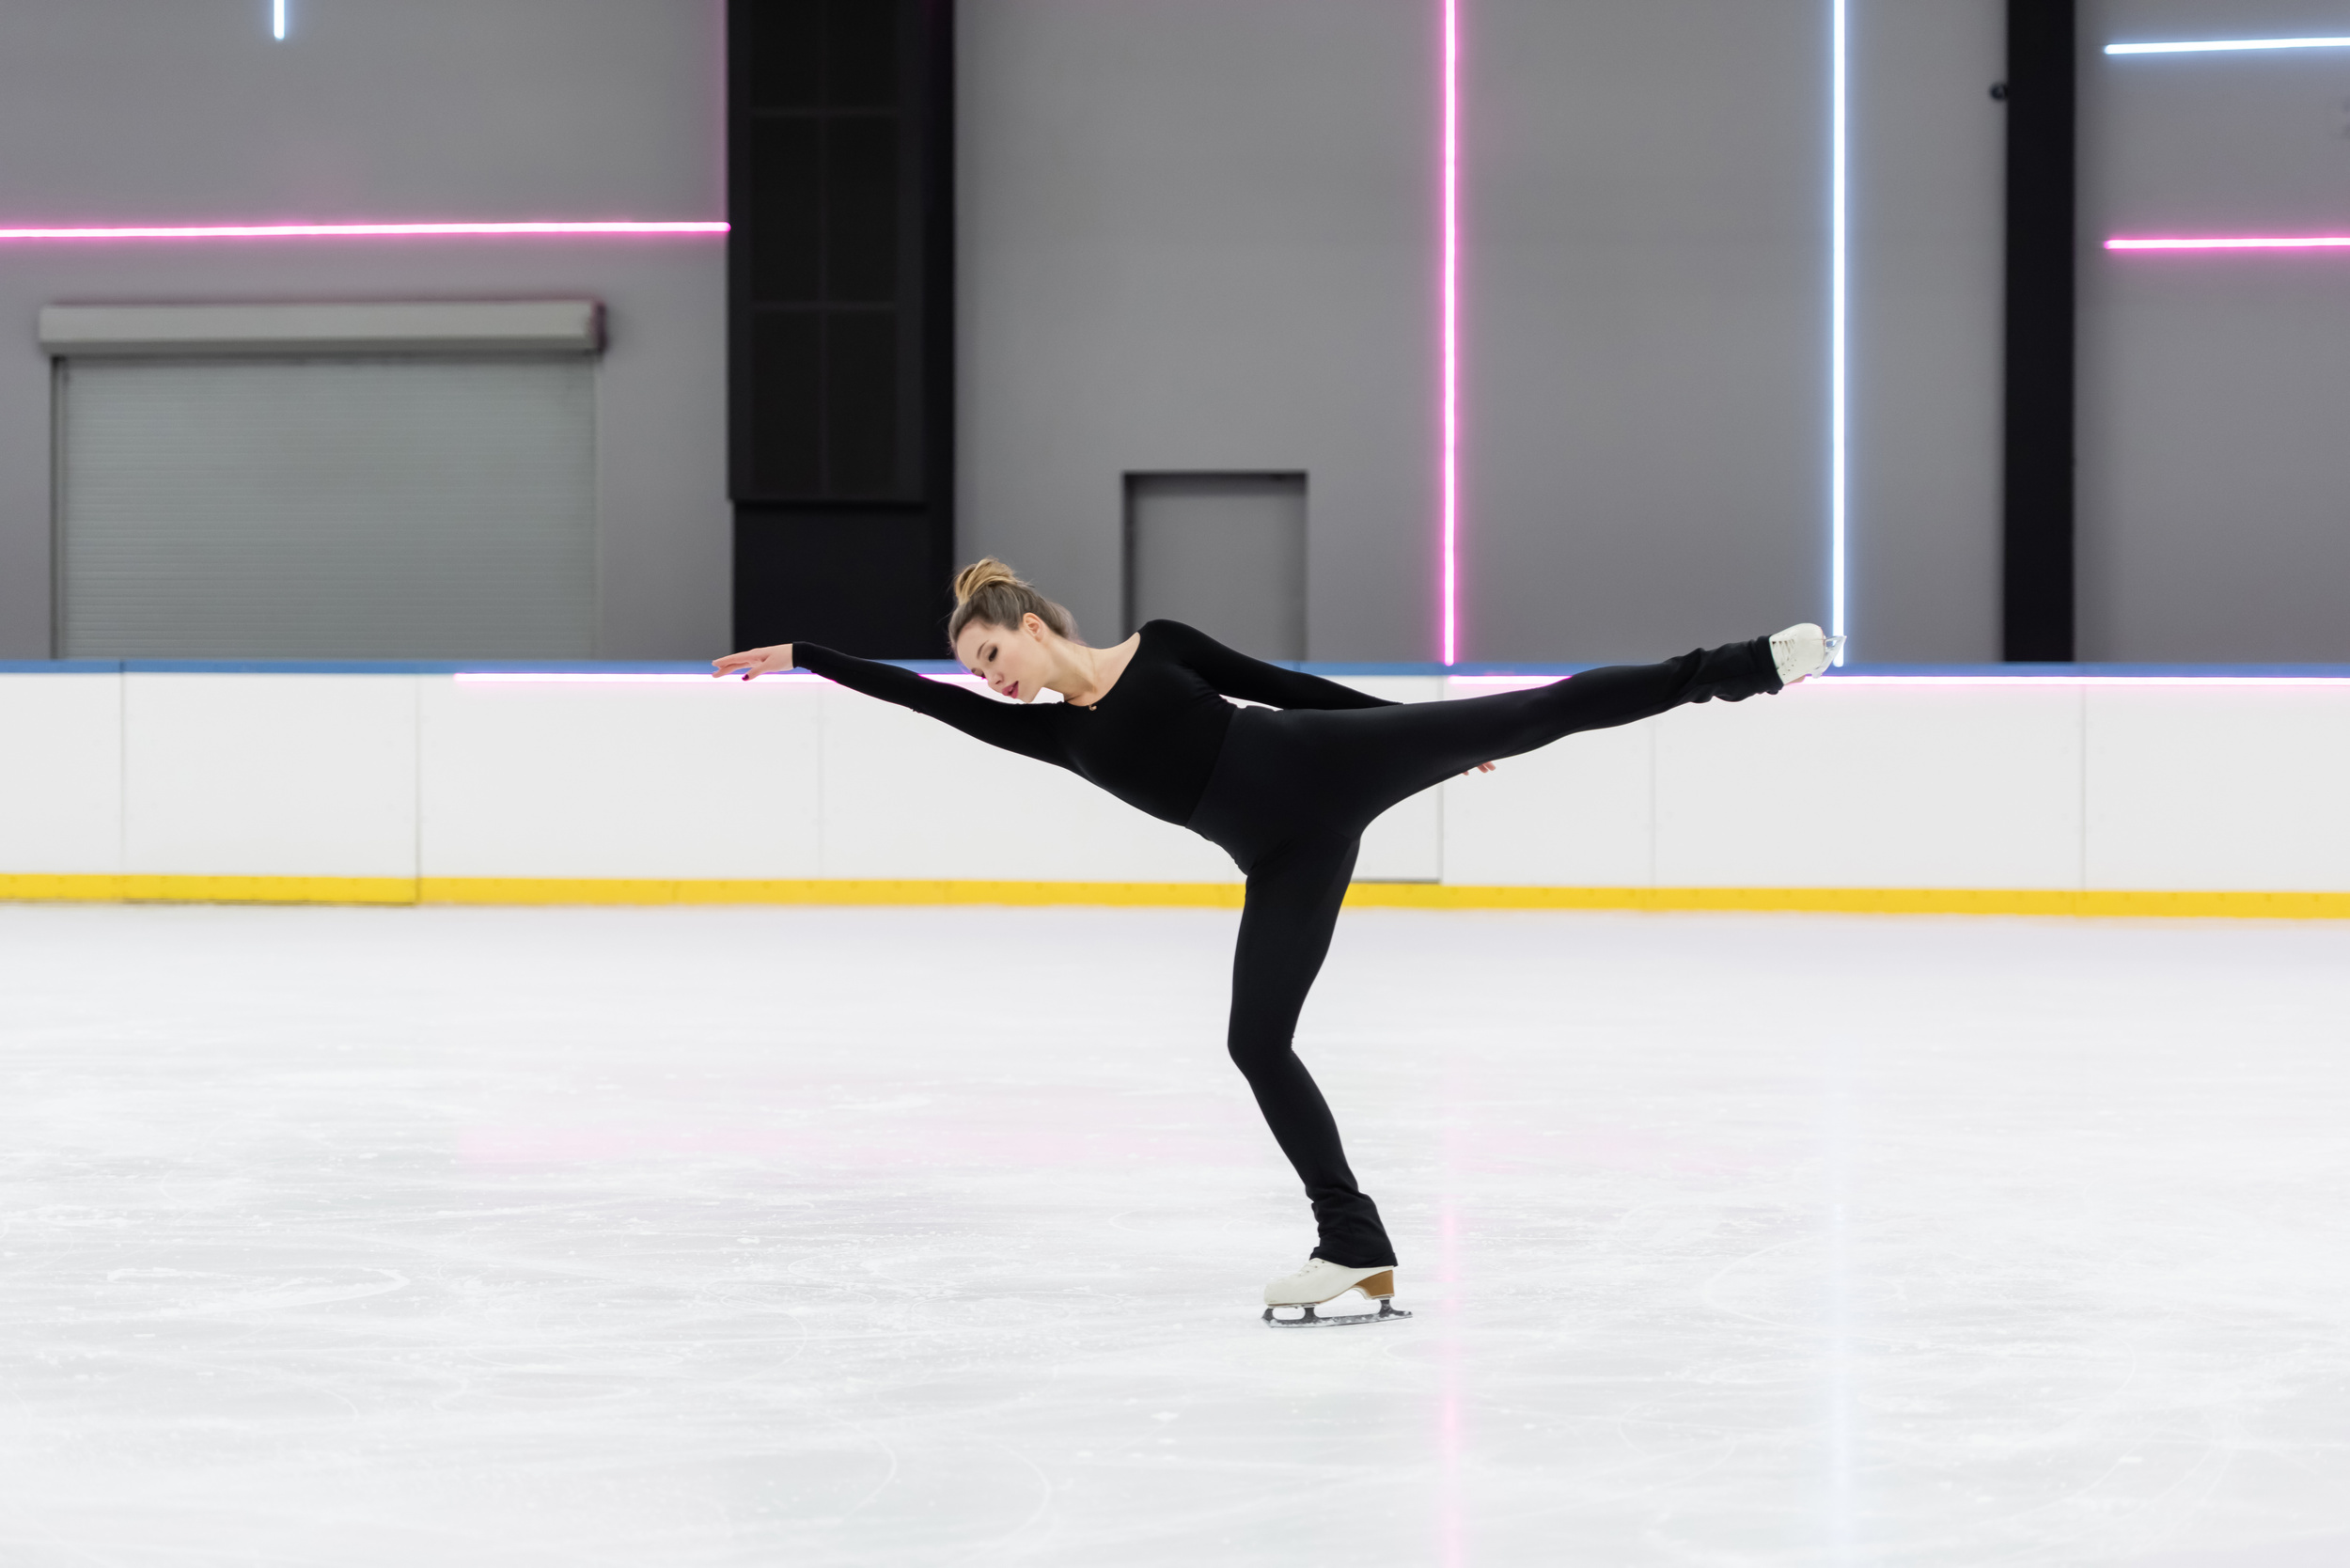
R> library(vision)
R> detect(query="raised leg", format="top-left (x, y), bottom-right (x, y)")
top-left (1227, 833), bottom-right (1395, 1269)
top-left (1295, 636), bottom-right (1781, 831)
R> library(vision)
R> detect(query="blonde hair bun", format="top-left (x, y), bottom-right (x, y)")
top-left (952, 557), bottom-right (1022, 604)
top-left (945, 557), bottom-right (1081, 649)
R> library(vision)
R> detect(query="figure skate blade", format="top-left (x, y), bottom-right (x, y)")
top-left (1261, 1294), bottom-right (1412, 1327)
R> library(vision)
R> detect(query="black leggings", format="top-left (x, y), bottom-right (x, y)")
top-left (1183, 638), bottom-right (1781, 1267)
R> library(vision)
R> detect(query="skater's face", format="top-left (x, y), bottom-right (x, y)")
top-left (955, 614), bottom-right (1056, 703)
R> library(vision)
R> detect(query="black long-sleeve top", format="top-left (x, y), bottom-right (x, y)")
top-left (791, 619), bottom-right (1395, 825)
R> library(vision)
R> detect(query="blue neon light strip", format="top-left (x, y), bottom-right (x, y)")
top-left (2107, 36), bottom-right (2350, 55)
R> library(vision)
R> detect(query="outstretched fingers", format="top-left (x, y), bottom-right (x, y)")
top-left (711, 643), bottom-right (796, 680)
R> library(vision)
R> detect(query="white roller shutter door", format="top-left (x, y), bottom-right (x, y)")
top-left (56, 337), bottom-right (596, 660)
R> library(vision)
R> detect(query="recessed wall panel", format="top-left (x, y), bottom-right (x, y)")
top-left (1125, 473), bottom-right (1307, 662)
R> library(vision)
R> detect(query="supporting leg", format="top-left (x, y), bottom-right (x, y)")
top-left (1227, 834), bottom-right (1395, 1269)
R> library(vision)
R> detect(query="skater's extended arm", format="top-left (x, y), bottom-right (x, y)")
top-left (717, 640), bottom-right (1064, 766)
top-left (1146, 620), bottom-right (1396, 713)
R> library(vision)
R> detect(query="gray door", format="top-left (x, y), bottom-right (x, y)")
top-left (1123, 472), bottom-right (1307, 659)
top-left (56, 355), bottom-right (596, 660)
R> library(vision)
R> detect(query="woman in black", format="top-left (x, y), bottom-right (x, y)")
top-left (716, 558), bottom-right (1831, 1322)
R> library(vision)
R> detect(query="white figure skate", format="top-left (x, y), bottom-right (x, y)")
top-left (1261, 1258), bottom-right (1412, 1327)
top-left (1769, 622), bottom-right (1844, 685)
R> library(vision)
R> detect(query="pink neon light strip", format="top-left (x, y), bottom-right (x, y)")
top-left (0, 220), bottom-right (728, 243)
top-left (455, 670), bottom-right (986, 687)
top-left (2108, 235), bottom-right (2350, 252)
top-left (456, 672), bottom-right (818, 685)
top-left (1439, 0), bottom-right (1461, 666)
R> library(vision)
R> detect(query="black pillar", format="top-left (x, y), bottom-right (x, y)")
top-left (2000, 0), bottom-right (2076, 661)
top-left (730, 0), bottom-right (956, 657)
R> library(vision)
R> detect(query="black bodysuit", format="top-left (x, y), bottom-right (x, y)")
top-left (792, 620), bottom-right (1782, 1267)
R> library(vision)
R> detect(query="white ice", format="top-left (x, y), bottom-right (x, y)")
top-left (3, 902), bottom-right (2349, 1567)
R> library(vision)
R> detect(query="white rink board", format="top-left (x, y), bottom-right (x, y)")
top-left (1439, 683), bottom-right (1653, 886)
top-left (0, 673), bottom-right (121, 874)
top-left (419, 677), bottom-right (823, 881)
top-left (1654, 682), bottom-right (2087, 890)
top-left (814, 683), bottom-right (1235, 884)
top-left (2086, 685), bottom-right (2350, 893)
top-left (0, 669), bottom-right (2343, 893)
top-left (123, 674), bottom-right (419, 879)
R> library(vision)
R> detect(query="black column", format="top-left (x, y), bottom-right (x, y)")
top-left (730, 0), bottom-right (955, 657)
top-left (2000, 0), bottom-right (2076, 661)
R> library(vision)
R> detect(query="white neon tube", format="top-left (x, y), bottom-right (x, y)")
top-left (1829, 0), bottom-right (1848, 664)
top-left (2108, 234), bottom-right (2350, 251)
top-left (0, 221), bottom-right (728, 243)
top-left (2107, 36), bottom-right (2350, 55)
top-left (274, 0), bottom-right (286, 40)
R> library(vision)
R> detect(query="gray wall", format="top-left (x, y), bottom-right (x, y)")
top-left (959, 0), bottom-right (1434, 660)
top-left (2079, 0), bottom-right (2350, 662)
top-left (960, 0), bottom-right (2005, 663)
top-left (1467, 0), bottom-right (1825, 663)
top-left (1851, 0), bottom-right (2008, 664)
top-left (0, 0), bottom-right (2012, 666)
top-left (0, 0), bottom-right (728, 660)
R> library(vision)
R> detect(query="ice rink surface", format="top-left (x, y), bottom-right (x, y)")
top-left (3, 902), bottom-right (2348, 1567)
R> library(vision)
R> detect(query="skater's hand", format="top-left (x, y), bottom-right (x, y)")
top-left (713, 643), bottom-right (795, 680)
top-left (1462, 761), bottom-right (1496, 776)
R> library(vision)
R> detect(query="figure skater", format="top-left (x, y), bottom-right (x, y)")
top-left (714, 559), bottom-right (1834, 1325)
